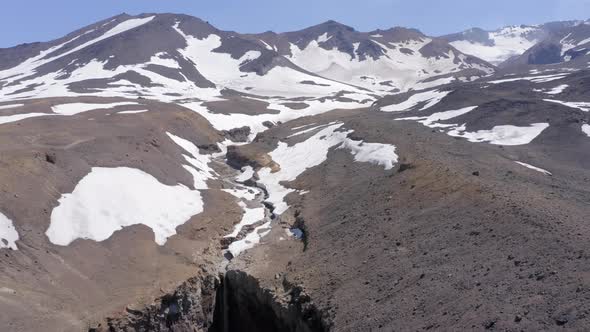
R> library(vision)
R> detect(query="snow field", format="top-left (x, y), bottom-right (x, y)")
top-left (447, 123), bottom-right (549, 145)
top-left (46, 167), bottom-right (204, 246)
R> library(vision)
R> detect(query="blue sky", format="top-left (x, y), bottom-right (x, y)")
top-left (2, 0), bottom-right (589, 47)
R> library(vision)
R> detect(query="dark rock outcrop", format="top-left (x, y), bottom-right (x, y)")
top-left (210, 271), bottom-right (329, 332)
top-left (101, 275), bottom-right (219, 332)
top-left (223, 126), bottom-right (251, 143)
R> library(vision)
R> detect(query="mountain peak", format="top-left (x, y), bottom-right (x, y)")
top-left (305, 19), bottom-right (356, 33)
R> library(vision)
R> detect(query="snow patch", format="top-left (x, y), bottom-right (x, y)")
top-left (287, 122), bottom-right (337, 138)
top-left (51, 102), bottom-right (139, 115)
top-left (117, 109), bottom-right (149, 114)
top-left (544, 99), bottom-right (590, 112)
top-left (339, 140), bottom-right (398, 170)
top-left (166, 133), bottom-right (216, 189)
top-left (544, 84), bottom-right (569, 95)
top-left (46, 167), bottom-right (204, 246)
top-left (515, 161), bottom-right (552, 175)
top-left (380, 90), bottom-right (451, 112)
top-left (227, 221), bottom-right (271, 257)
top-left (224, 201), bottom-right (265, 238)
top-left (0, 212), bottom-right (19, 250)
top-left (396, 106), bottom-right (478, 128)
top-left (0, 104), bottom-right (24, 110)
top-left (448, 123), bottom-right (549, 145)
top-left (235, 166), bottom-right (255, 183)
top-left (258, 123), bottom-right (397, 215)
top-left (317, 33), bottom-right (332, 43)
top-left (148, 52), bottom-right (181, 69)
top-left (0, 112), bottom-right (52, 125)
top-left (489, 73), bottom-right (569, 84)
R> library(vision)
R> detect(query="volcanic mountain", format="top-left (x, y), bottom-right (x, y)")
top-left (0, 12), bottom-right (589, 332)
top-left (442, 20), bottom-right (590, 66)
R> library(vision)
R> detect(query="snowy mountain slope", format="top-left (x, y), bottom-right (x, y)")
top-left (375, 67), bottom-right (590, 148)
top-left (247, 20), bottom-right (495, 92)
top-left (0, 13), bottom-right (388, 140)
top-left (0, 13), bottom-right (503, 144)
top-left (0, 14), bottom-right (371, 101)
top-left (442, 20), bottom-right (587, 66)
top-left (443, 25), bottom-right (546, 65)
top-left (501, 21), bottom-right (590, 68)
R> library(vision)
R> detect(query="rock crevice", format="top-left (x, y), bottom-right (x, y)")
top-left (94, 270), bottom-right (328, 332)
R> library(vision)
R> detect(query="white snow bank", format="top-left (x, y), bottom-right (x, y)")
top-left (0, 104), bottom-right (24, 110)
top-left (117, 109), bottom-right (149, 114)
top-left (235, 166), bottom-right (254, 183)
top-left (51, 102), bottom-right (139, 115)
top-left (489, 73), bottom-right (568, 84)
top-left (291, 123), bottom-right (317, 131)
top-left (544, 99), bottom-right (590, 112)
top-left (582, 124), bottom-right (590, 137)
top-left (0, 112), bottom-right (52, 125)
top-left (396, 106), bottom-right (478, 128)
top-left (227, 221), bottom-right (271, 257)
top-left (544, 84), bottom-right (569, 95)
top-left (0, 102), bottom-right (141, 125)
top-left (148, 53), bottom-right (181, 69)
top-left (287, 122), bottom-right (337, 138)
top-left (339, 140), bottom-right (398, 170)
top-left (448, 123), bottom-right (549, 145)
top-left (0, 212), bottom-right (19, 250)
top-left (46, 167), bottom-right (204, 246)
top-left (258, 123), bottom-right (397, 215)
top-left (515, 161), bottom-right (552, 175)
top-left (166, 132), bottom-right (216, 189)
top-left (224, 202), bottom-right (265, 238)
top-left (380, 90), bottom-right (451, 112)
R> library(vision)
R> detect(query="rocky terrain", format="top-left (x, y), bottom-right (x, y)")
top-left (0, 12), bottom-right (589, 332)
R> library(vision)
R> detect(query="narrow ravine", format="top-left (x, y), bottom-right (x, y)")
top-left (212, 157), bottom-right (275, 264)
top-left (98, 147), bottom-right (327, 332)
top-left (207, 147), bottom-right (329, 332)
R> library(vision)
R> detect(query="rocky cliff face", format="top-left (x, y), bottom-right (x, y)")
top-left (100, 275), bottom-right (219, 332)
top-left (94, 270), bottom-right (329, 332)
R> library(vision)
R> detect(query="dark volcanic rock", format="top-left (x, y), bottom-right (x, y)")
top-left (45, 152), bottom-right (56, 164)
top-left (104, 275), bottom-right (219, 332)
top-left (526, 41), bottom-right (563, 65)
top-left (210, 270), bottom-right (329, 332)
top-left (223, 126), bottom-right (251, 142)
